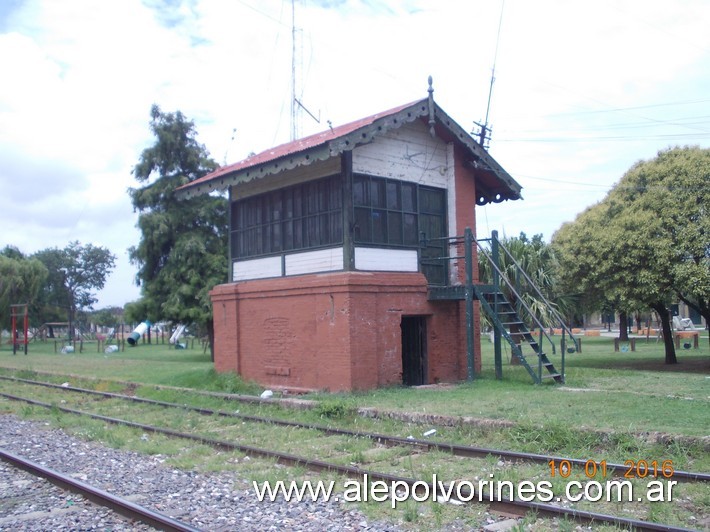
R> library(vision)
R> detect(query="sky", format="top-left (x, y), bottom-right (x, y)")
top-left (1, 0), bottom-right (708, 309)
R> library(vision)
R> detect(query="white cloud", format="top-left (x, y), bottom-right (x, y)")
top-left (1, 0), bottom-right (708, 308)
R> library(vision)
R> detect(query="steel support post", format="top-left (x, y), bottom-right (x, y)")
top-left (464, 228), bottom-right (475, 381)
top-left (492, 230), bottom-right (502, 379)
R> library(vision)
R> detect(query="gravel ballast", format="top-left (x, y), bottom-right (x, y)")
top-left (0, 414), bottom-right (399, 531)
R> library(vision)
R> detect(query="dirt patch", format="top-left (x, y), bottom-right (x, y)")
top-left (357, 407), bottom-right (516, 430)
top-left (573, 355), bottom-right (710, 374)
top-left (609, 356), bottom-right (709, 373)
top-left (355, 407), bottom-right (710, 452)
top-left (411, 383), bottom-right (459, 390)
top-left (121, 382), bottom-right (138, 396)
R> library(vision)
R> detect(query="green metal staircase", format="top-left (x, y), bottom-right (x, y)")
top-left (423, 228), bottom-right (579, 384)
top-left (476, 286), bottom-right (563, 383)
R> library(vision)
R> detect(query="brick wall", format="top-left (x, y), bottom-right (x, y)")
top-left (210, 271), bottom-right (480, 391)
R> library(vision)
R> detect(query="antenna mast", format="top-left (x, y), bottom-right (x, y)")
top-left (289, 0), bottom-right (320, 140)
top-left (290, 0), bottom-right (297, 141)
top-left (473, 0), bottom-right (505, 150)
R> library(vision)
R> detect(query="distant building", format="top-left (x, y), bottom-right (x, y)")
top-left (179, 84), bottom-right (521, 391)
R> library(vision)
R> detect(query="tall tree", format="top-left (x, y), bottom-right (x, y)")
top-left (0, 250), bottom-right (48, 329)
top-left (552, 202), bottom-right (644, 341)
top-left (33, 242), bottom-right (116, 338)
top-left (553, 146), bottom-right (710, 362)
top-left (612, 146), bottom-right (710, 333)
top-left (128, 105), bottom-right (227, 358)
top-left (89, 306), bottom-right (124, 328)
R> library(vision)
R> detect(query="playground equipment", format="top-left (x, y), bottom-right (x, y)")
top-left (127, 321), bottom-right (151, 346)
top-left (10, 304), bottom-right (29, 355)
top-left (33, 322), bottom-right (69, 341)
top-left (170, 324), bottom-right (187, 345)
top-left (672, 315), bottom-right (695, 331)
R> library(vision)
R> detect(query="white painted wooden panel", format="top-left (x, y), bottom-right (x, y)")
top-left (233, 256), bottom-right (282, 281)
top-left (230, 156), bottom-right (341, 200)
top-left (285, 247), bottom-right (344, 276)
top-left (445, 142), bottom-right (457, 236)
top-left (353, 121), bottom-right (449, 188)
top-left (354, 247), bottom-right (419, 272)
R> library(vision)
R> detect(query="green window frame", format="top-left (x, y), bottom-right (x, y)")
top-left (353, 175), bottom-right (422, 247)
top-left (231, 175), bottom-right (343, 259)
top-left (353, 174), bottom-right (447, 284)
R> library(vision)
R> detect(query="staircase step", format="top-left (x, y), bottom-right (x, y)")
top-left (476, 283), bottom-right (569, 385)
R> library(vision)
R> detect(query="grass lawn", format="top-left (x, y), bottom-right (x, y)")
top-left (344, 334), bottom-right (709, 437)
top-left (1, 332), bottom-right (707, 530)
top-left (1, 332), bottom-right (708, 437)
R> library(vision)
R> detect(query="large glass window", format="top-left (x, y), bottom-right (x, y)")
top-left (353, 175), bottom-right (445, 248)
top-left (353, 174), bottom-right (447, 284)
top-left (231, 176), bottom-right (343, 259)
top-left (353, 175), bottom-right (424, 247)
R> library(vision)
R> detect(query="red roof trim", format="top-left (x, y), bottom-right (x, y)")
top-left (181, 99), bottom-right (425, 191)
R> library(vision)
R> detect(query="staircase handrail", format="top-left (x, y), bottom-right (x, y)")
top-left (492, 234), bottom-right (579, 351)
top-left (421, 231), bottom-right (567, 351)
top-left (474, 240), bottom-right (557, 354)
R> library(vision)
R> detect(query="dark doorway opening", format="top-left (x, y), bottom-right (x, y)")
top-left (401, 316), bottom-right (427, 386)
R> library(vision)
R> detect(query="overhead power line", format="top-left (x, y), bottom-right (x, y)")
top-left (498, 132), bottom-right (710, 143)
top-left (542, 98), bottom-right (710, 119)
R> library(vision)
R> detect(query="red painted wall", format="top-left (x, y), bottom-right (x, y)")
top-left (211, 271), bottom-right (477, 392)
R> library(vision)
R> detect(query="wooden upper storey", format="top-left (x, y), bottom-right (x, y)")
top-left (177, 97), bottom-right (522, 206)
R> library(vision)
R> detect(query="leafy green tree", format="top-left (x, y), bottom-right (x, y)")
top-left (128, 105), bottom-right (227, 358)
top-left (611, 146), bottom-right (709, 330)
top-left (31, 247), bottom-right (71, 328)
top-left (553, 146), bottom-right (710, 362)
top-left (33, 242), bottom-right (116, 338)
top-left (552, 203), bottom-right (644, 341)
top-left (0, 250), bottom-right (48, 329)
top-left (478, 232), bottom-right (571, 325)
top-left (1, 245), bottom-right (25, 260)
top-left (90, 306), bottom-right (124, 328)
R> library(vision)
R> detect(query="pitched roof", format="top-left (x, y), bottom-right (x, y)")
top-left (177, 98), bottom-right (522, 205)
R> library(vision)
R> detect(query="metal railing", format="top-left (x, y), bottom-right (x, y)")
top-left (420, 228), bottom-right (577, 383)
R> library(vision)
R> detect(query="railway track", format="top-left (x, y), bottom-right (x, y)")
top-left (0, 448), bottom-right (200, 531)
top-left (0, 378), bottom-right (704, 531)
top-left (1, 375), bottom-right (708, 484)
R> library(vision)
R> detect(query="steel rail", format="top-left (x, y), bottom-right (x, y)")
top-left (2, 376), bottom-right (708, 483)
top-left (0, 391), bottom-right (697, 532)
top-left (0, 448), bottom-right (201, 532)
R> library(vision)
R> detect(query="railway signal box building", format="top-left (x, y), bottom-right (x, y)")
top-left (179, 88), bottom-right (522, 392)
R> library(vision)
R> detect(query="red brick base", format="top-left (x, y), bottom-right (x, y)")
top-left (210, 271), bottom-right (481, 392)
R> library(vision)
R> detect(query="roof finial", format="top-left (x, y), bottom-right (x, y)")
top-left (427, 75), bottom-right (435, 137)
